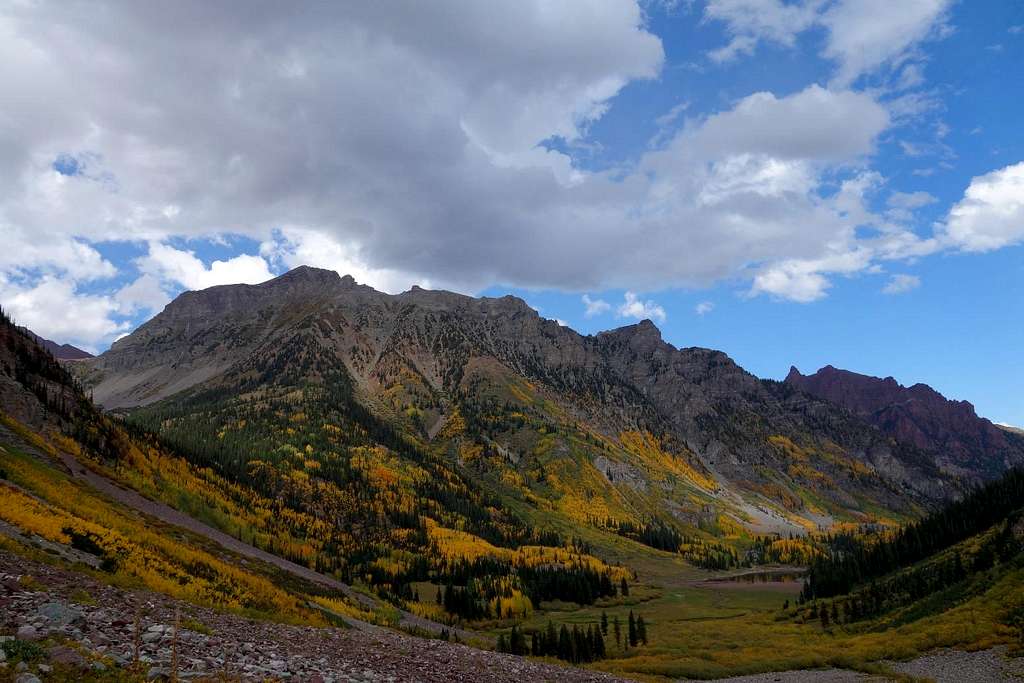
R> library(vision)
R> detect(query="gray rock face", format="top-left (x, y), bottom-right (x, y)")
top-left (77, 266), bottom-right (1000, 510)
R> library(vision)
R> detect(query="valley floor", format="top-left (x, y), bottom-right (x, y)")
top-left (0, 550), bottom-right (626, 682)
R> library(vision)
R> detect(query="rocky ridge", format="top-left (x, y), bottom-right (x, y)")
top-left (75, 266), bottom-right (981, 520)
top-left (786, 365), bottom-right (1024, 479)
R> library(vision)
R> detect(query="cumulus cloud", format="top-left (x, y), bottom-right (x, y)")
top-left (0, 277), bottom-right (129, 352)
top-left (941, 162), bottom-right (1024, 252)
top-left (0, 0), bottom-right (1013, 353)
top-left (618, 291), bottom-right (666, 322)
top-left (704, 0), bottom-right (953, 86)
top-left (136, 242), bottom-right (275, 291)
top-left (882, 273), bottom-right (921, 294)
top-left (582, 294), bottom-right (611, 317)
top-left (695, 301), bottom-right (714, 316)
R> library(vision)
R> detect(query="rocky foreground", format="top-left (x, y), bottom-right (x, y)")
top-left (0, 551), bottom-right (626, 682)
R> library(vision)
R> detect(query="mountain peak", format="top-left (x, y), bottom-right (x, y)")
top-left (785, 364), bottom-right (1023, 473)
top-left (270, 265), bottom-right (344, 285)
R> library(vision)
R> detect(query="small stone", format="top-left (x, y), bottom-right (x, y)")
top-left (14, 674), bottom-right (42, 683)
top-left (16, 661), bottom-right (28, 672)
top-left (15, 625), bottom-right (39, 641)
top-left (146, 666), bottom-right (168, 681)
top-left (37, 664), bottom-right (51, 674)
top-left (37, 602), bottom-right (81, 627)
top-left (141, 631), bottom-right (163, 643)
top-left (48, 645), bottom-right (87, 669)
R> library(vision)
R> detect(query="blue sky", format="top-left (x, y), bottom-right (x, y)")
top-left (1, 1), bottom-right (1021, 425)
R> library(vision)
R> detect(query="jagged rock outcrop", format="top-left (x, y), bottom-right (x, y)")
top-left (786, 365), bottom-right (1024, 478)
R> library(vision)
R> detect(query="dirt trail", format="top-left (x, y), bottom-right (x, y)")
top-left (0, 422), bottom-right (474, 640)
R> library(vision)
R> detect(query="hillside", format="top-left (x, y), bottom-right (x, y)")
top-left (18, 328), bottom-right (92, 361)
top-left (4, 289), bottom-right (1024, 681)
top-left (78, 267), bottom-right (986, 552)
top-left (786, 365), bottom-right (1024, 480)
top-left (0, 306), bottom-right (635, 680)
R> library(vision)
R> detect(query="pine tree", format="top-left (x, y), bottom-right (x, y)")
top-left (819, 603), bottom-right (831, 629)
top-left (613, 615), bottom-right (622, 649)
top-left (531, 632), bottom-right (539, 656)
top-left (628, 610), bottom-right (638, 647)
top-left (637, 615), bottom-right (647, 645)
top-left (546, 620), bottom-right (558, 656)
top-left (558, 625), bottom-right (572, 661)
top-left (496, 634), bottom-right (508, 653)
top-left (436, 586), bottom-right (443, 604)
top-left (620, 577), bottom-right (630, 597)
top-left (601, 610), bottom-right (609, 635)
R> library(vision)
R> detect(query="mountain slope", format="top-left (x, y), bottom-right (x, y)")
top-left (20, 326), bottom-right (93, 360)
top-left (76, 266), bottom-right (997, 553)
top-left (786, 365), bottom-right (1024, 479)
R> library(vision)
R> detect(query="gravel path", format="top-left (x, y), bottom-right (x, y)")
top-left (0, 551), bottom-right (628, 682)
top-left (677, 647), bottom-right (1024, 682)
top-left (883, 647), bottom-right (1024, 682)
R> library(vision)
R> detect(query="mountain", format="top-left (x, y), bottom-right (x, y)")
top-left (0, 306), bottom-right (629, 681)
top-left (4, 280), bottom-right (1023, 681)
top-left (20, 326), bottom-right (93, 360)
top-left (786, 365), bottom-right (1024, 480)
top-left (75, 266), bottom-right (1000, 549)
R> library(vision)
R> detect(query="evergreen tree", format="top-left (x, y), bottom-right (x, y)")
top-left (496, 634), bottom-right (508, 653)
top-left (558, 625), bottom-right (572, 661)
top-left (601, 610), bottom-right (608, 635)
top-left (613, 615), bottom-right (622, 649)
top-left (436, 586), bottom-right (443, 604)
top-left (546, 620), bottom-right (558, 656)
top-left (620, 577), bottom-right (630, 597)
top-left (819, 603), bottom-right (830, 629)
top-left (628, 610), bottom-right (638, 647)
top-left (637, 615), bottom-right (647, 645)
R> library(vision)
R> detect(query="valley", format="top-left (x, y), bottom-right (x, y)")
top-left (2, 271), bottom-right (1023, 681)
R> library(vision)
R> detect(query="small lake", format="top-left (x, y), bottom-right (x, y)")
top-left (707, 569), bottom-right (806, 584)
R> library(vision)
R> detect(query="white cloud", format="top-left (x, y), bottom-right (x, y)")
top-left (941, 162), bottom-right (1024, 252)
top-left (582, 294), bottom-right (611, 317)
top-left (821, 0), bottom-right (953, 86)
top-left (882, 273), bottom-right (921, 294)
top-left (704, 0), bottom-right (952, 86)
top-left (617, 291), bottom-right (666, 322)
top-left (114, 273), bottom-right (170, 316)
top-left (0, 0), bottom-right (1011, 346)
top-left (703, 0), bottom-right (821, 63)
top-left (259, 227), bottom-right (430, 294)
top-left (137, 242), bottom-right (275, 292)
top-left (695, 301), bottom-right (714, 316)
top-left (0, 276), bottom-right (129, 352)
top-left (886, 190), bottom-right (937, 221)
top-left (750, 248), bottom-right (873, 302)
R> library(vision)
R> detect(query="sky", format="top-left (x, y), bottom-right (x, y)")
top-left (0, 1), bottom-right (1021, 425)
